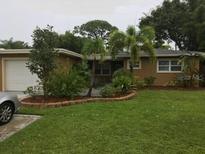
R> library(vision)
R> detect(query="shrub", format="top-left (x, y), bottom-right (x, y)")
top-left (144, 76), bottom-right (156, 87)
top-left (112, 69), bottom-right (134, 93)
top-left (175, 74), bottom-right (203, 87)
top-left (135, 80), bottom-right (146, 89)
top-left (47, 68), bottom-right (87, 99)
top-left (100, 85), bottom-right (118, 97)
top-left (24, 85), bottom-right (43, 98)
top-left (113, 69), bottom-right (133, 79)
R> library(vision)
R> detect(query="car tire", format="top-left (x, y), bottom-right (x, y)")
top-left (0, 102), bottom-right (14, 125)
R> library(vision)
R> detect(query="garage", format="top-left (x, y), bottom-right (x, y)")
top-left (3, 58), bottom-right (39, 91)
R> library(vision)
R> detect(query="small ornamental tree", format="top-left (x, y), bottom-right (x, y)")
top-left (82, 39), bottom-right (106, 97)
top-left (27, 25), bottom-right (58, 98)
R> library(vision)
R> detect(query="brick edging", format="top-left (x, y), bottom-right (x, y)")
top-left (21, 91), bottom-right (137, 108)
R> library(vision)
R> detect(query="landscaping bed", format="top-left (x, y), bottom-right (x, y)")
top-left (21, 91), bottom-right (137, 108)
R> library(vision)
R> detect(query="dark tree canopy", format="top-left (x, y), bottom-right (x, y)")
top-left (0, 38), bottom-right (30, 49)
top-left (56, 31), bottom-right (87, 53)
top-left (140, 0), bottom-right (205, 51)
top-left (73, 20), bottom-right (118, 42)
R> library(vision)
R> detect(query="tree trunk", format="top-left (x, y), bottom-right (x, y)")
top-left (87, 59), bottom-right (96, 97)
top-left (130, 64), bottom-right (134, 74)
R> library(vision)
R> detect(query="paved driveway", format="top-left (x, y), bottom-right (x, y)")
top-left (0, 114), bottom-right (41, 142)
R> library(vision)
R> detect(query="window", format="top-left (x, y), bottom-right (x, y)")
top-left (158, 59), bottom-right (182, 73)
top-left (127, 60), bottom-right (141, 69)
top-left (95, 62), bottom-right (111, 75)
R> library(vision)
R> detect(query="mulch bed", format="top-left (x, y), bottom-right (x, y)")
top-left (21, 91), bottom-right (137, 108)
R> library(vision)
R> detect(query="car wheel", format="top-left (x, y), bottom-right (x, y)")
top-left (0, 102), bottom-right (14, 125)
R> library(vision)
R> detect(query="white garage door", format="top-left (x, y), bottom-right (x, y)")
top-left (4, 59), bottom-right (39, 91)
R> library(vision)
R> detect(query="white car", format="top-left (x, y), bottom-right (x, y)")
top-left (0, 93), bottom-right (21, 125)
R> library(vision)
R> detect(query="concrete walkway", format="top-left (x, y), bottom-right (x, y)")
top-left (0, 114), bottom-right (41, 142)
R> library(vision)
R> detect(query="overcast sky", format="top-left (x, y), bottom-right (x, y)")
top-left (0, 0), bottom-right (163, 44)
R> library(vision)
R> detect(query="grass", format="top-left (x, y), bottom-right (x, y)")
top-left (1, 90), bottom-right (205, 154)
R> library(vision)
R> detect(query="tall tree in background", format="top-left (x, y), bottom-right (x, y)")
top-left (140, 0), bottom-right (205, 51)
top-left (57, 31), bottom-right (87, 53)
top-left (109, 26), bottom-right (156, 72)
top-left (0, 38), bottom-right (30, 49)
top-left (74, 20), bottom-right (117, 96)
top-left (73, 20), bottom-right (118, 43)
top-left (27, 25), bottom-right (58, 98)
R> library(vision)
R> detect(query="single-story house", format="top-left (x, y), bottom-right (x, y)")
top-left (87, 49), bottom-right (202, 86)
top-left (0, 48), bottom-right (203, 91)
top-left (0, 48), bottom-right (82, 91)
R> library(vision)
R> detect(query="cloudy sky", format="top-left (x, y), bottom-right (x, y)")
top-left (0, 0), bottom-right (163, 44)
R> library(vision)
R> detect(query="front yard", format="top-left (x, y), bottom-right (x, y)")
top-left (1, 90), bottom-right (205, 153)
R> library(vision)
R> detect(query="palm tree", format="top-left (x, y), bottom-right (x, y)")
top-left (109, 25), bottom-right (156, 73)
top-left (82, 39), bottom-right (106, 97)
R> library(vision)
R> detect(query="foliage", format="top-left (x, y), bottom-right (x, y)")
top-left (144, 76), bottom-right (156, 87)
top-left (82, 38), bottom-right (106, 97)
top-left (135, 80), bottom-right (146, 89)
top-left (113, 69), bottom-right (134, 81)
top-left (0, 38), bottom-right (30, 49)
top-left (112, 69), bottom-right (134, 93)
top-left (56, 31), bottom-right (87, 53)
top-left (140, 0), bottom-right (205, 51)
top-left (73, 20), bottom-right (118, 42)
top-left (24, 85), bottom-right (43, 98)
top-left (72, 62), bottom-right (90, 82)
top-left (27, 25), bottom-right (58, 97)
top-left (47, 68), bottom-right (87, 99)
top-left (175, 54), bottom-right (203, 87)
top-left (100, 84), bottom-right (120, 98)
top-left (108, 25), bottom-right (156, 72)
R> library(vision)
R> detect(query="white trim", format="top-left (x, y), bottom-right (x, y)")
top-left (2, 57), bottom-right (29, 91)
top-left (127, 60), bottom-right (142, 70)
top-left (157, 59), bottom-right (182, 73)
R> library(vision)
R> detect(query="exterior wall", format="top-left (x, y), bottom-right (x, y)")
top-left (124, 57), bottom-right (200, 86)
top-left (0, 53), bottom-right (81, 91)
top-left (56, 54), bottom-right (81, 72)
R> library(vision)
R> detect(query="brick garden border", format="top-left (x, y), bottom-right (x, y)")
top-left (21, 91), bottom-right (137, 108)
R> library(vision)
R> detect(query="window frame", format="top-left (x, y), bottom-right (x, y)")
top-left (157, 59), bottom-right (182, 73)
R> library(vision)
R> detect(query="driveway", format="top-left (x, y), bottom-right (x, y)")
top-left (0, 114), bottom-right (41, 142)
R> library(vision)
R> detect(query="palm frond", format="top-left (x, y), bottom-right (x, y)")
top-left (126, 26), bottom-right (136, 37)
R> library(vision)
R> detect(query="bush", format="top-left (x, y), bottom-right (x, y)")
top-left (100, 85), bottom-right (119, 97)
top-left (113, 69), bottom-right (133, 80)
top-left (175, 74), bottom-right (202, 87)
top-left (135, 80), bottom-right (146, 89)
top-left (144, 76), bottom-right (156, 87)
top-left (24, 85), bottom-right (43, 98)
top-left (47, 68), bottom-right (87, 99)
top-left (112, 69), bottom-right (134, 93)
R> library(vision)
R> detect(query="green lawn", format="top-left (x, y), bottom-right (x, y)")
top-left (1, 90), bottom-right (205, 154)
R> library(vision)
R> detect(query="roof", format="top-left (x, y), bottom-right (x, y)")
top-left (0, 48), bottom-right (202, 60)
top-left (87, 49), bottom-right (202, 60)
top-left (0, 48), bottom-right (82, 58)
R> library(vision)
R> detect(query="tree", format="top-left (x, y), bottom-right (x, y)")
top-left (109, 25), bottom-right (156, 72)
top-left (73, 20), bottom-right (118, 43)
top-left (56, 31), bottom-right (87, 53)
top-left (27, 25), bottom-right (58, 98)
top-left (140, 0), bottom-right (205, 51)
top-left (0, 38), bottom-right (30, 49)
top-left (82, 39), bottom-right (106, 97)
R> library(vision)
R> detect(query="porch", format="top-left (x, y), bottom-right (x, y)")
top-left (88, 60), bottom-right (124, 86)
